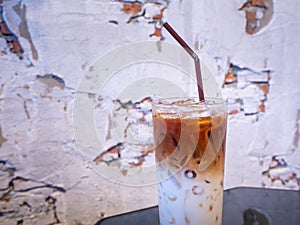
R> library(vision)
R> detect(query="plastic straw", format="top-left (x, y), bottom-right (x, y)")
top-left (163, 22), bottom-right (205, 101)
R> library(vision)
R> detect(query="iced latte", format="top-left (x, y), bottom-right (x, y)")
top-left (152, 98), bottom-right (227, 225)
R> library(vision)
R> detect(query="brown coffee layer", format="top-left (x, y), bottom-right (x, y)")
top-left (153, 115), bottom-right (226, 177)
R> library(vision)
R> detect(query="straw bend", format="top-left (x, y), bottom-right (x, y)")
top-left (162, 21), bottom-right (205, 101)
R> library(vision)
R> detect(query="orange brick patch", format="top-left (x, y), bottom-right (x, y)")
top-left (239, 0), bottom-right (273, 34)
top-left (223, 63), bottom-right (271, 119)
top-left (122, 3), bottom-right (142, 15)
top-left (0, 3), bottom-right (24, 59)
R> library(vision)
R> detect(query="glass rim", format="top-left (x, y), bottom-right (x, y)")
top-left (151, 97), bottom-right (227, 107)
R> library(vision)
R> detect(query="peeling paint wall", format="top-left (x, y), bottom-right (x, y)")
top-left (0, 0), bottom-right (299, 224)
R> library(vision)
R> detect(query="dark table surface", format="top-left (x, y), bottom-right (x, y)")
top-left (95, 187), bottom-right (300, 225)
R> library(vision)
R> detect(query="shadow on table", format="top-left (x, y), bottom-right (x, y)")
top-left (223, 187), bottom-right (300, 225)
top-left (95, 187), bottom-right (300, 225)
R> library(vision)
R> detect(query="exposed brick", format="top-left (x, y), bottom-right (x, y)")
top-left (112, 0), bottom-right (169, 40)
top-left (0, 3), bottom-right (24, 59)
top-left (239, 0), bottom-right (273, 34)
top-left (152, 7), bottom-right (166, 20)
top-left (258, 102), bottom-right (265, 112)
top-left (252, 0), bottom-right (265, 7)
top-left (0, 22), bottom-right (12, 35)
top-left (258, 84), bottom-right (269, 95)
top-left (222, 63), bottom-right (271, 120)
top-left (122, 3), bottom-right (142, 15)
top-left (224, 72), bottom-right (237, 85)
top-left (94, 97), bottom-right (154, 173)
top-left (150, 25), bottom-right (165, 40)
top-left (12, 39), bottom-right (24, 54)
top-left (0, 174), bottom-right (65, 222)
top-left (262, 156), bottom-right (300, 190)
top-left (245, 11), bottom-right (256, 22)
top-left (229, 109), bottom-right (240, 115)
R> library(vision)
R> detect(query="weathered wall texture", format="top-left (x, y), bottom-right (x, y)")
top-left (0, 0), bottom-right (299, 224)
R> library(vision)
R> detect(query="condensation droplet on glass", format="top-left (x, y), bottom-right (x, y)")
top-left (169, 216), bottom-right (175, 224)
top-left (167, 193), bottom-right (177, 201)
top-left (184, 169), bottom-right (197, 179)
top-left (192, 185), bottom-right (204, 195)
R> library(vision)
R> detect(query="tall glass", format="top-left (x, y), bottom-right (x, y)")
top-left (152, 97), bottom-right (227, 225)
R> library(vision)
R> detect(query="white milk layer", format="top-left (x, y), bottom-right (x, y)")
top-left (157, 168), bottom-right (224, 225)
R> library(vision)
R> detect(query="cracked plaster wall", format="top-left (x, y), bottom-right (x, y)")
top-left (0, 0), bottom-right (300, 224)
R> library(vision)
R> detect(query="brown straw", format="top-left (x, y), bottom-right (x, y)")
top-left (163, 22), bottom-right (205, 101)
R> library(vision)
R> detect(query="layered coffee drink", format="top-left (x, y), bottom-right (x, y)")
top-left (152, 98), bottom-right (227, 225)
